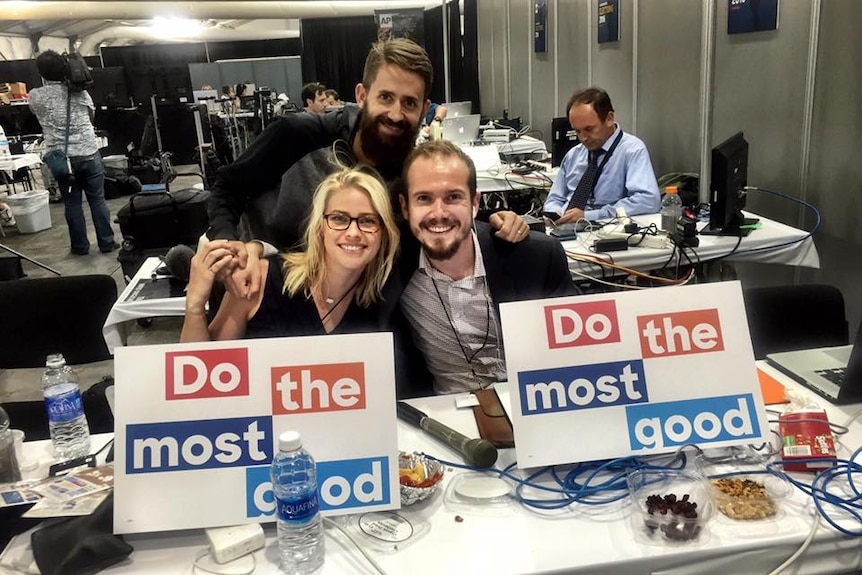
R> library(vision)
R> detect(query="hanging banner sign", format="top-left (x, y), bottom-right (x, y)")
top-left (375, 8), bottom-right (426, 45)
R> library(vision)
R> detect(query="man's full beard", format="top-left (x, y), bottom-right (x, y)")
top-left (358, 112), bottom-right (420, 177)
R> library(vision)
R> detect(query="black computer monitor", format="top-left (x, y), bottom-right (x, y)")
top-left (704, 131), bottom-right (758, 236)
top-left (551, 117), bottom-right (578, 167)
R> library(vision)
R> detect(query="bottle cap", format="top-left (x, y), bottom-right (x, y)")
top-left (665, 186), bottom-right (679, 195)
top-left (278, 431), bottom-right (302, 452)
top-left (45, 353), bottom-right (66, 368)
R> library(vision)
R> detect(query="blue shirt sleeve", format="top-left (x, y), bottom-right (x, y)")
top-left (585, 140), bottom-right (661, 220)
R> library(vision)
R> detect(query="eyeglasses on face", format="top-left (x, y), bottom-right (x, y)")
top-left (323, 213), bottom-right (381, 233)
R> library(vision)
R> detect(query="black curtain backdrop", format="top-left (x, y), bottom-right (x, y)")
top-left (206, 38), bottom-right (302, 61)
top-left (462, 0), bottom-right (480, 114)
top-left (422, 5), bottom-right (446, 105)
top-left (101, 43), bottom-right (208, 68)
top-left (424, 1), bottom-right (477, 109)
top-left (300, 16), bottom-right (378, 104)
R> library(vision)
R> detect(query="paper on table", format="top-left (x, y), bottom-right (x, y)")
top-left (757, 368), bottom-right (789, 405)
top-left (30, 464), bottom-right (114, 502)
top-left (23, 491), bottom-right (109, 518)
top-left (0, 482), bottom-right (41, 508)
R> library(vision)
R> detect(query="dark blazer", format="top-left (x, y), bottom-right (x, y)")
top-left (395, 220), bottom-right (578, 398)
top-left (475, 221), bottom-right (577, 309)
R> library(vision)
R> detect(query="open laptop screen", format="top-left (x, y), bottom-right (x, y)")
top-left (441, 114), bottom-right (481, 144)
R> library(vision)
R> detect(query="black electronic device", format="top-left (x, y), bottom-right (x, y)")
top-left (88, 67), bottom-right (129, 108)
top-left (703, 131), bottom-right (759, 236)
top-left (63, 52), bottom-right (93, 92)
top-left (551, 117), bottom-right (578, 167)
top-left (593, 238), bottom-right (628, 252)
top-left (396, 402), bottom-right (498, 468)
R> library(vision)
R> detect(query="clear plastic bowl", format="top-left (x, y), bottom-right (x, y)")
top-left (627, 468), bottom-right (713, 544)
top-left (695, 453), bottom-right (790, 522)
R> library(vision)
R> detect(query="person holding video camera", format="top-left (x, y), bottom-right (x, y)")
top-left (29, 50), bottom-right (118, 256)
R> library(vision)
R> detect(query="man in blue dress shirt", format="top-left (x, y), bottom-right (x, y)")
top-left (543, 88), bottom-right (660, 224)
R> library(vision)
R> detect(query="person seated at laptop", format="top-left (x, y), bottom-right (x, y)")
top-left (420, 102), bottom-right (448, 139)
top-left (398, 140), bottom-right (578, 396)
top-left (542, 87), bottom-right (660, 224)
top-left (181, 168), bottom-right (400, 341)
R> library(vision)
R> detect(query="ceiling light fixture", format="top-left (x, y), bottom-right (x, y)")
top-left (148, 16), bottom-right (205, 39)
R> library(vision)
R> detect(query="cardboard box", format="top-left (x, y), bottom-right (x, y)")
top-left (0, 82), bottom-right (26, 96)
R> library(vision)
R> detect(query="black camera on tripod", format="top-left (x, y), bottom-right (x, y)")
top-left (62, 52), bottom-right (93, 92)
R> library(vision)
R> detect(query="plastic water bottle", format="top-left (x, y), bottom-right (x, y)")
top-left (660, 185), bottom-right (683, 233)
top-left (41, 353), bottom-right (91, 461)
top-left (271, 431), bottom-right (325, 575)
top-left (0, 406), bottom-right (21, 483)
top-left (0, 125), bottom-right (10, 159)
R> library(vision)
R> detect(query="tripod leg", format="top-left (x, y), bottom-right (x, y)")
top-left (0, 242), bottom-right (61, 276)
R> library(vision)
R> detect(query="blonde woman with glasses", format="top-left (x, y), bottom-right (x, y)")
top-left (181, 168), bottom-right (399, 341)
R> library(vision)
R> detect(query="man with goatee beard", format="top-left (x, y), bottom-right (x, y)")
top-left (207, 38), bottom-right (528, 299)
top-left (397, 140), bottom-right (577, 396)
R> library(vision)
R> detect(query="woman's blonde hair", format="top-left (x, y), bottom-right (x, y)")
top-left (281, 169), bottom-right (399, 307)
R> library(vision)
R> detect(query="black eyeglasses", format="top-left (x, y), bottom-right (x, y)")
top-left (323, 213), bottom-right (381, 233)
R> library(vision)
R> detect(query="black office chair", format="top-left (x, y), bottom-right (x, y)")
top-left (0, 275), bottom-right (118, 439)
top-left (743, 284), bottom-right (849, 360)
top-left (0, 275), bottom-right (117, 367)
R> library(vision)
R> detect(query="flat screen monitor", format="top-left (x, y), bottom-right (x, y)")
top-left (551, 116), bottom-right (578, 167)
top-left (192, 89), bottom-right (219, 103)
top-left (704, 131), bottom-right (758, 236)
top-left (193, 89), bottom-right (220, 114)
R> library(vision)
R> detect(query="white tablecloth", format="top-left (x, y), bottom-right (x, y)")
top-left (9, 366), bottom-right (860, 575)
top-left (102, 257), bottom-right (186, 352)
top-left (563, 211), bottom-right (819, 277)
top-left (0, 153), bottom-right (41, 178)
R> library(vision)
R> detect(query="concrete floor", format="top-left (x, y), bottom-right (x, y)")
top-left (0, 167), bottom-right (202, 401)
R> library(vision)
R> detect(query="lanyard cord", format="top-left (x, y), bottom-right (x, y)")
top-left (586, 129), bottom-right (625, 202)
top-left (430, 275), bottom-right (491, 377)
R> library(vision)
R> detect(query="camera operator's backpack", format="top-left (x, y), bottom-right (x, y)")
top-left (64, 52), bottom-right (93, 92)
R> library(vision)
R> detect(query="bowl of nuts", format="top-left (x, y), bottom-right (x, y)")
top-left (399, 452), bottom-right (445, 506)
top-left (695, 455), bottom-right (790, 522)
top-left (626, 468), bottom-right (713, 544)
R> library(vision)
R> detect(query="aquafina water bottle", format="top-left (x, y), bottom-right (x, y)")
top-left (271, 430), bottom-right (325, 574)
top-left (41, 353), bottom-right (91, 461)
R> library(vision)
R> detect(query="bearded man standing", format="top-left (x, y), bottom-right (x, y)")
top-left (208, 38), bottom-right (528, 298)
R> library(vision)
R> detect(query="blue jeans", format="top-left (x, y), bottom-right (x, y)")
top-left (58, 153), bottom-right (115, 254)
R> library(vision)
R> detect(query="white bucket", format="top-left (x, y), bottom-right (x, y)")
top-left (103, 154), bottom-right (128, 171)
top-left (5, 189), bottom-right (51, 233)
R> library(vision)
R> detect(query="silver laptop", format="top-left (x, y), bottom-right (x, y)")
top-left (444, 101), bottom-right (472, 117)
top-left (766, 322), bottom-right (862, 404)
top-left (441, 114), bottom-right (481, 144)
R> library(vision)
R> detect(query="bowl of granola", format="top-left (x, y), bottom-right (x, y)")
top-left (696, 454), bottom-right (790, 521)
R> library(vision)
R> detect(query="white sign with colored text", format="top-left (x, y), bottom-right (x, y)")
top-left (499, 281), bottom-right (769, 468)
top-left (112, 333), bottom-right (399, 534)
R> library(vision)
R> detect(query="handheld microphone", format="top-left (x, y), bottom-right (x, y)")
top-left (163, 244), bottom-right (196, 282)
top-left (397, 402), bottom-right (498, 468)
